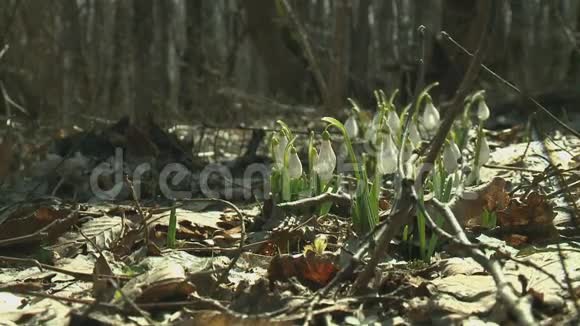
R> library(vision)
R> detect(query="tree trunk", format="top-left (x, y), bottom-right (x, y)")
top-left (349, 0), bottom-right (371, 102)
top-left (327, 0), bottom-right (351, 112)
top-left (241, 0), bottom-right (309, 102)
top-left (181, 1), bottom-right (203, 112)
top-left (60, 0), bottom-right (81, 125)
top-left (132, 0), bottom-right (154, 128)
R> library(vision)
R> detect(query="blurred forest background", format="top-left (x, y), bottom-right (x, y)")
top-left (0, 0), bottom-right (579, 127)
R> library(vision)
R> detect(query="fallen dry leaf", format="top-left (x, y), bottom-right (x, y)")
top-left (449, 177), bottom-right (510, 227)
top-left (498, 191), bottom-right (555, 227)
top-left (267, 251), bottom-right (338, 288)
top-left (119, 263), bottom-right (195, 303)
top-left (177, 310), bottom-right (291, 326)
top-left (496, 191), bottom-right (557, 244)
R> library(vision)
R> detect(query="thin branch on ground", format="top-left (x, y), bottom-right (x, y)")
top-left (555, 243), bottom-right (580, 317)
top-left (180, 198), bottom-right (246, 292)
top-left (419, 202), bottom-right (568, 293)
top-left (425, 197), bottom-right (536, 325)
top-left (277, 192), bottom-right (351, 210)
top-left (0, 208), bottom-right (78, 247)
top-left (0, 255), bottom-right (130, 283)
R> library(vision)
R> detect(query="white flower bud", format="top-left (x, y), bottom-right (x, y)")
top-left (422, 101), bottom-right (440, 131)
top-left (344, 115), bottom-right (359, 139)
top-left (288, 147), bottom-right (302, 179)
top-left (443, 140), bottom-right (461, 173)
top-left (477, 100), bottom-right (490, 121)
top-left (314, 132), bottom-right (336, 183)
top-left (378, 135), bottom-right (398, 175)
top-left (478, 136), bottom-right (490, 166)
top-left (275, 133), bottom-right (288, 168)
top-left (409, 121), bottom-right (421, 146)
top-left (364, 124), bottom-right (378, 145)
top-left (310, 147), bottom-right (319, 170)
top-left (386, 110), bottom-right (400, 136)
top-left (371, 111), bottom-right (381, 127)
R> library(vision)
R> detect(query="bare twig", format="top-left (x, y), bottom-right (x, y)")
top-left (441, 31), bottom-right (580, 139)
top-left (427, 197), bottom-right (536, 325)
top-left (75, 226), bottom-right (154, 324)
top-left (277, 192), bottom-right (351, 210)
top-left (419, 203), bottom-right (567, 292)
top-left (0, 208), bottom-right (78, 247)
top-left (555, 243), bottom-right (580, 316)
top-left (125, 175), bottom-right (151, 250)
top-left (348, 23), bottom-right (430, 295)
top-left (181, 198), bottom-right (246, 291)
top-left (0, 255), bottom-right (130, 283)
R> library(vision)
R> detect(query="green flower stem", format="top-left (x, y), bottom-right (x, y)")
top-left (413, 82), bottom-right (439, 116)
top-left (321, 117), bottom-right (361, 179)
top-left (389, 89), bottom-right (399, 107)
top-left (472, 123), bottom-right (484, 184)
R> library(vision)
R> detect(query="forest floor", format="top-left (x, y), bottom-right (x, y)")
top-left (0, 102), bottom-right (579, 325)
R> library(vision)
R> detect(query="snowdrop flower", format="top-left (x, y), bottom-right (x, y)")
top-left (371, 111), bottom-right (381, 126)
top-left (478, 135), bottom-right (490, 166)
top-left (409, 121), bottom-right (421, 147)
top-left (344, 115), bottom-right (359, 139)
top-left (274, 133), bottom-right (288, 168)
top-left (443, 139), bottom-right (461, 173)
top-left (477, 100), bottom-right (490, 121)
top-left (422, 100), bottom-right (440, 131)
top-left (288, 147), bottom-right (302, 179)
top-left (271, 136), bottom-right (281, 166)
top-left (309, 147), bottom-right (319, 171)
top-left (364, 124), bottom-right (378, 145)
top-left (314, 131), bottom-right (336, 183)
top-left (386, 110), bottom-right (401, 136)
top-left (378, 135), bottom-right (398, 175)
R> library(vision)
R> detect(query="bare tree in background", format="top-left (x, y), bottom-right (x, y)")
top-left (0, 0), bottom-right (577, 124)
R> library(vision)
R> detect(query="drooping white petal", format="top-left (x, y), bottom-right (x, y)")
top-left (378, 135), bottom-right (398, 175)
top-left (371, 111), bottom-right (381, 127)
top-left (386, 110), bottom-right (400, 136)
top-left (477, 100), bottom-right (490, 121)
top-left (310, 147), bottom-right (319, 171)
top-left (344, 115), bottom-right (359, 139)
top-left (364, 124), bottom-right (378, 144)
top-left (422, 101), bottom-right (440, 131)
top-left (288, 148), bottom-right (303, 179)
top-left (478, 136), bottom-right (490, 166)
top-left (409, 121), bottom-right (422, 146)
top-left (314, 137), bottom-right (336, 183)
top-left (443, 141), bottom-right (461, 174)
top-left (274, 134), bottom-right (288, 167)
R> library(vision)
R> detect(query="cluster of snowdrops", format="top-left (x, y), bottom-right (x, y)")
top-left (269, 84), bottom-right (492, 260)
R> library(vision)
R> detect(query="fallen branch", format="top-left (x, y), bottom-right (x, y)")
top-left (0, 255), bottom-right (130, 283)
top-left (425, 197), bottom-right (536, 325)
top-left (277, 192), bottom-right (351, 210)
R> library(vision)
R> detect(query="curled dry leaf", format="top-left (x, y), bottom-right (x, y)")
top-left (449, 177), bottom-right (557, 244)
top-left (267, 251), bottom-right (338, 289)
top-left (92, 254), bottom-right (115, 301)
top-left (496, 191), bottom-right (557, 244)
top-left (449, 177), bottom-right (510, 227)
top-left (497, 191), bottom-right (555, 227)
top-left (119, 263), bottom-right (195, 303)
